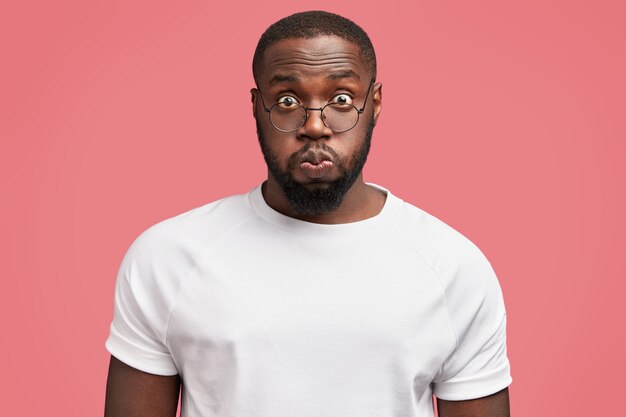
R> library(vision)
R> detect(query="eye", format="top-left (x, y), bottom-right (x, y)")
top-left (331, 94), bottom-right (354, 106)
top-left (276, 95), bottom-right (300, 109)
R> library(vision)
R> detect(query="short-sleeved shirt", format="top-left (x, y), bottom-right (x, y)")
top-left (106, 184), bottom-right (512, 417)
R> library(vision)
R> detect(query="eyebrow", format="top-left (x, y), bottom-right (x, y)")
top-left (268, 70), bottom-right (361, 85)
top-left (269, 74), bottom-right (300, 85)
top-left (327, 70), bottom-right (361, 81)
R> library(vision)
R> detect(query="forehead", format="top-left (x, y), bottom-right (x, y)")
top-left (257, 35), bottom-right (368, 87)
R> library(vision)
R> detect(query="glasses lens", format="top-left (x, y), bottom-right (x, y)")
top-left (270, 103), bottom-right (307, 132)
top-left (322, 104), bottom-right (359, 132)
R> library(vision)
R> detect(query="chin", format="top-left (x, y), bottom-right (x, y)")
top-left (299, 179), bottom-right (336, 189)
top-left (292, 173), bottom-right (340, 187)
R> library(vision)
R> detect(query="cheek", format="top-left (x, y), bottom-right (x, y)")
top-left (260, 131), bottom-right (301, 168)
top-left (331, 133), bottom-right (366, 161)
top-left (269, 134), bottom-right (301, 157)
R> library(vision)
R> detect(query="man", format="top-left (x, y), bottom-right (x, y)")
top-left (104, 11), bottom-right (512, 417)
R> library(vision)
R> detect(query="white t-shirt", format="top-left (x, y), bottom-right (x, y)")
top-left (105, 183), bottom-right (511, 417)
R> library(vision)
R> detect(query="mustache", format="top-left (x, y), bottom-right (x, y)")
top-left (286, 142), bottom-right (343, 170)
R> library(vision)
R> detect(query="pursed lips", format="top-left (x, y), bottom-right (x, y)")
top-left (294, 151), bottom-right (336, 179)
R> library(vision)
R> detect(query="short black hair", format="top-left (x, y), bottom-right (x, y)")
top-left (253, 11), bottom-right (377, 83)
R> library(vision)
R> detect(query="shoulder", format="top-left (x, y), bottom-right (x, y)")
top-left (130, 191), bottom-right (255, 254)
top-left (387, 193), bottom-right (508, 350)
top-left (119, 190), bottom-right (258, 287)
top-left (381, 191), bottom-right (504, 318)
top-left (384, 195), bottom-right (492, 280)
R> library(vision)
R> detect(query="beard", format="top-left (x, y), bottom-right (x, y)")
top-left (256, 118), bottom-right (375, 216)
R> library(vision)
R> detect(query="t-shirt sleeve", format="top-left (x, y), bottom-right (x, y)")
top-left (432, 248), bottom-right (512, 400)
top-left (105, 233), bottom-right (179, 376)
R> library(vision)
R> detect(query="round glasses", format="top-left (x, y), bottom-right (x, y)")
top-left (257, 79), bottom-right (374, 133)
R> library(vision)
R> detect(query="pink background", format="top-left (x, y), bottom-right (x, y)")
top-left (1, 1), bottom-right (624, 415)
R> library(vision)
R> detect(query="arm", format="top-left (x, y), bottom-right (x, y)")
top-left (104, 355), bottom-right (181, 417)
top-left (437, 387), bottom-right (510, 417)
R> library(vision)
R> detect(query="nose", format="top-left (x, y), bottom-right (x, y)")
top-left (296, 107), bottom-right (332, 141)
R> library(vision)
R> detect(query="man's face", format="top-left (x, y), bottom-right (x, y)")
top-left (252, 35), bottom-right (382, 216)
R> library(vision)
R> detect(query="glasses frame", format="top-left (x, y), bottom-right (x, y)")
top-left (256, 78), bottom-right (375, 133)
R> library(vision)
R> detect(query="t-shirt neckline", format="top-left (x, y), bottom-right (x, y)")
top-left (248, 182), bottom-right (398, 236)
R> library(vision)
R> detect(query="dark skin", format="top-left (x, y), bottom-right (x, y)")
top-left (251, 36), bottom-right (385, 224)
top-left (104, 35), bottom-right (511, 416)
top-left (437, 387), bottom-right (511, 417)
top-left (104, 355), bottom-right (180, 417)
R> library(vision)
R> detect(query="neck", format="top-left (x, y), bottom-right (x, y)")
top-left (261, 175), bottom-right (387, 225)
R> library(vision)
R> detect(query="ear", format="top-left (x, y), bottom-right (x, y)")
top-left (372, 82), bottom-right (382, 125)
top-left (250, 88), bottom-right (258, 119)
